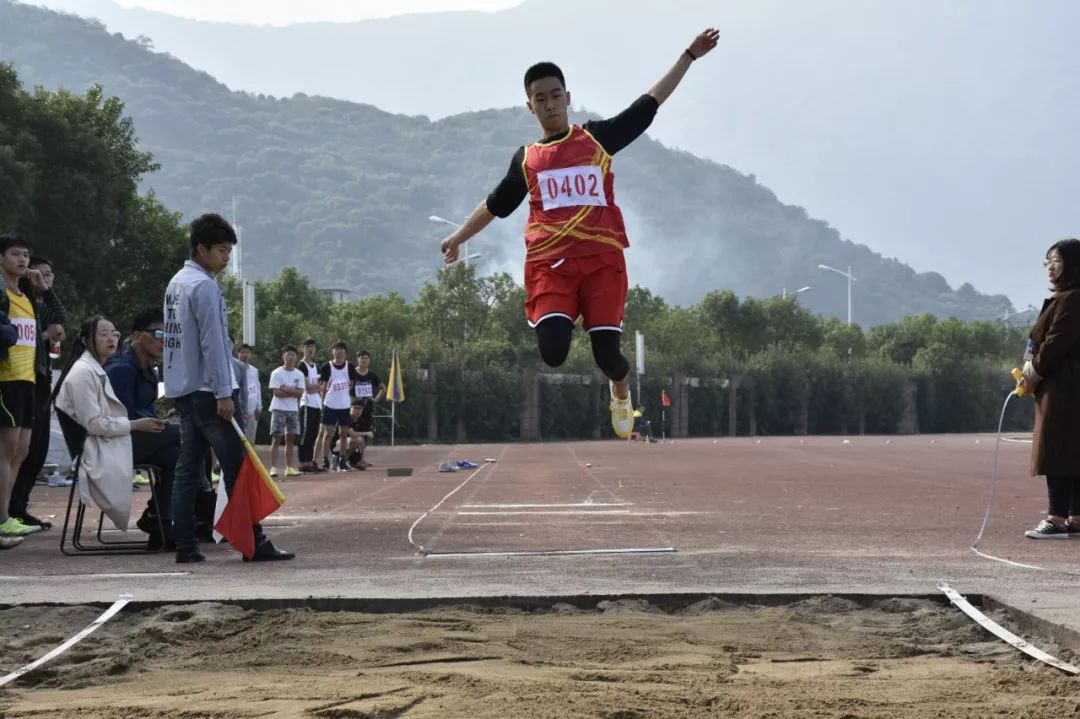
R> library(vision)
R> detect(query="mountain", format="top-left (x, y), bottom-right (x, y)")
top-left (27, 0), bottom-right (1080, 313)
top-left (0, 0), bottom-right (1014, 326)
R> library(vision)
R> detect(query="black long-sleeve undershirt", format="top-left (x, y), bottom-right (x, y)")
top-left (485, 94), bottom-right (659, 219)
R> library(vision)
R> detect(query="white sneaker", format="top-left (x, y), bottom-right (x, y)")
top-left (609, 381), bottom-right (634, 439)
top-left (269, 467), bottom-right (279, 477)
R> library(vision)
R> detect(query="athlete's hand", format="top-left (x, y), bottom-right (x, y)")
top-left (441, 236), bottom-right (460, 264)
top-left (688, 28), bottom-right (719, 59)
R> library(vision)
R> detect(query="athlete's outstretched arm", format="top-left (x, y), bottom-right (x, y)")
top-left (647, 28), bottom-right (719, 106)
top-left (441, 201), bottom-right (497, 264)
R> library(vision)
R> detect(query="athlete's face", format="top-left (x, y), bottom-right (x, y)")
top-left (526, 76), bottom-right (571, 135)
top-left (0, 245), bottom-right (30, 280)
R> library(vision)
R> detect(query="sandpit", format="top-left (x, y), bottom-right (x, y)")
top-left (1, 596), bottom-right (1077, 718)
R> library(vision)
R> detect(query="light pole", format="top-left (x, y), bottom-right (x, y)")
top-left (1001, 305), bottom-right (1037, 338)
top-left (782, 286), bottom-right (812, 301)
top-left (429, 215), bottom-right (482, 268)
top-left (817, 264), bottom-right (856, 326)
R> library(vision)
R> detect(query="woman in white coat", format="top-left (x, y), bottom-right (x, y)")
top-left (54, 316), bottom-right (165, 530)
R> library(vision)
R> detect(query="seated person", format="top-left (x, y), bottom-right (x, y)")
top-left (55, 316), bottom-right (166, 532)
top-left (346, 396), bottom-right (375, 469)
top-left (105, 307), bottom-right (180, 549)
top-left (633, 404), bottom-right (657, 442)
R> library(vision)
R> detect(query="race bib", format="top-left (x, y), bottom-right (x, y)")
top-left (355, 382), bottom-right (373, 398)
top-left (537, 165), bottom-right (607, 211)
top-left (331, 380), bottom-right (350, 393)
top-left (12, 318), bottom-right (36, 348)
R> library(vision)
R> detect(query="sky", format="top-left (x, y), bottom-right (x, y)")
top-left (108, 0), bottom-right (521, 24)
top-left (27, 0), bottom-right (1080, 312)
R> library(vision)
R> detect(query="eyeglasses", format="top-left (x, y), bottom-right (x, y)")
top-left (96, 330), bottom-right (122, 340)
top-left (1044, 258), bottom-right (1063, 268)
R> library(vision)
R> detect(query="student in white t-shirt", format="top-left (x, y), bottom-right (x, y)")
top-left (316, 340), bottom-right (360, 471)
top-left (296, 337), bottom-right (323, 473)
top-left (268, 345), bottom-right (305, 477)
top-left (235, 343), bottom-right (262, 443)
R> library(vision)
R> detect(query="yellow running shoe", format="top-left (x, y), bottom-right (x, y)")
top-left (285, 467), bottom-right (301, 477)
top-left (609, 380), bottom-right (634, 439)
top-left (0, 517), bottom-right (37, 537)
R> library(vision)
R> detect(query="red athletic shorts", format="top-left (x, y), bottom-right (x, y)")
top-left (524, 251), bottom-right (627, 332)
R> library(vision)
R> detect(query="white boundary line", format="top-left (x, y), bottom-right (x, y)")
top-left (459, 502), bottom-right (631, 509)
top-left (939, 584), bottom-right (1079, 675)
top-left (456, 510), bottom-right (632, 516)
top-left (407, 461), bottom-right (492, 555)
top-left (969, 547), bottom-right (1048, 572)
top-left (424, 547), bottom-right (676, 558)
top-left (0, 594), bottom-right (132, 688)
top-left (0, 573), bottom-right (189, 581)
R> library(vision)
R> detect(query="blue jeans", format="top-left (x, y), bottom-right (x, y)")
top-left (172, 391), bottom-right (263, 552)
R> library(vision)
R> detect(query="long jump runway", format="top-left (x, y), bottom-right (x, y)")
top-left (4, 435), bottom-right (1080, 638)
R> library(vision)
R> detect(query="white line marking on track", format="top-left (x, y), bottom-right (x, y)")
top-left (425, 547), bottom-right (676, 558)
top-left (0, 572), bottom-right (190, 580)
top-left (458, 502), bottom-right (631, 509)
top-left (456, 510), bottom-right (632, 516)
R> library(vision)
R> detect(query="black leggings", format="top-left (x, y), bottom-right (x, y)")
top-left (1046, 475), bottom-right (1080, 518)
top-left (534, 317), bottom-right (629, 382)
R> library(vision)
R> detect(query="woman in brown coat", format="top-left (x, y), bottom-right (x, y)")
top-left (1022, 238), bottom-right (1080, 539)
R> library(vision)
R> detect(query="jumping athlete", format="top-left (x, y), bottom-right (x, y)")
top-left (439, 28), bottom-right (719, 437)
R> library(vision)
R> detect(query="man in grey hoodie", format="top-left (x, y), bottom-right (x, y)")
top-left (163, 213), bottom-right (294, 564)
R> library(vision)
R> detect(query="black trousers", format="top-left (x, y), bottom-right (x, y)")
top-left (1046, 475), bottom-right (1080, 518)
top-left (132, 423), bottom-right (181, 521)
top-left (10, 377), bottom-right (50, 518)
top-left (298, 405), bottom-right (321, 463)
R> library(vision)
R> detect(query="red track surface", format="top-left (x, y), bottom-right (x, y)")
top-left (4, 434), bottom-right (1078, 639)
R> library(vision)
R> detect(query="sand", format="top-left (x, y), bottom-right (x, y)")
top-left (1, 597), bottom-right (1077, 718)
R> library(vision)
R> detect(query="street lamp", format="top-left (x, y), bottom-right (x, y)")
top-left (817, 264), bottom-right (856, 326)
top-left (782, 286), bottom-right (812, 301)
top-left (1001, 305), bottom-right (1037, 337)
top-left (429, 215), bottom-right (482, 268)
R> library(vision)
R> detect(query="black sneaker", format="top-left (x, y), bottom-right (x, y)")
top-left (13, 513), bottom-right (52, 530)
top-left (322, 457), bottom-right (330, 471)
top-left (1025, 520), bottom-right (1071, 539)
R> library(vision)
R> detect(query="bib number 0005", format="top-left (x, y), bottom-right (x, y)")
top-left (537, 166), bottom-right (607, 211)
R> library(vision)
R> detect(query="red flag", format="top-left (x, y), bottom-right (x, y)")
top-left (661, 389), bottom-right (672, 408)
top-left (214, 419), bottom-right (286, 559)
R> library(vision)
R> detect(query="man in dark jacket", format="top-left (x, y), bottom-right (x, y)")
top-left (9, 256), bottom-right (67, 530)
top-left (106, 307), bottom-right (180, 549)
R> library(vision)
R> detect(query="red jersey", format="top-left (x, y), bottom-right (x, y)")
top-left (522, 125), bottom-right (629, 262)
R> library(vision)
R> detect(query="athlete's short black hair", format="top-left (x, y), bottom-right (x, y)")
top-left (332, 340), bottom-right (348, 351)
top-left (236, 343), bottom-right (253, 353)
top-left (301, 337), bottom-right (316, 347)
top-left (0, 233), bottom-right (30, 254)
top-left (28, 256), bottom-right (52, 269)
top-left (1047, 238), bottom-right (1080, 290)
top-left (190, 213), bottom-right (237, 256)
top-left (356, 350), bottom-right (370, 358)
top-left (282, 344), bottom-right (298, 355)
top-left (524, 62), bottom-right (565, 93)
top-left (132, 307), bottom-right (164, 333)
